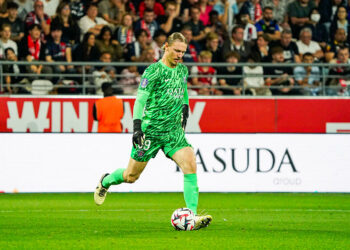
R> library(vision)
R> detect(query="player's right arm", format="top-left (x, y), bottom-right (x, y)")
top-left (132, 63), bottom-right (160, 147)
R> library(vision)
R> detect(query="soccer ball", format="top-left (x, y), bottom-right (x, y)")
top-left (171, 208), bottom-right (195, 231)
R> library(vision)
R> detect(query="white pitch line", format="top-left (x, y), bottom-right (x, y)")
top-left (0, 208), bottom-right (350, 213)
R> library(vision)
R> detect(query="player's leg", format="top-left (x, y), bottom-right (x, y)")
top-left (94, 158), bottom-right (148, 205)
top-left (171, 146), bottom-right (212, 229)
top-left (95, 134), bottom-right (161, 205)
top-left (171, 147), bottom-right (198, 214)
top-left (104, 158), bottom-right (148, 186)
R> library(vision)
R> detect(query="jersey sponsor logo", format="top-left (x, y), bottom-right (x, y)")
top-left (167, 88), bottom-right (185, 99)
top-left (141, 78), bottom-right (149, 88)
top-left (183, 77), bottom-right (187, 85)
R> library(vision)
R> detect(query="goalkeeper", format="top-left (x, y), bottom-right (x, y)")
top-left (94, 32), bottom-right (212, 230)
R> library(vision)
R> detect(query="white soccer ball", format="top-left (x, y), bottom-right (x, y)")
top-left (171, 208), bottom-right (195, 231)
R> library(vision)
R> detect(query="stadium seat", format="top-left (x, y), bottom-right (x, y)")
top-left (31, 80), bottom-right (54, 95)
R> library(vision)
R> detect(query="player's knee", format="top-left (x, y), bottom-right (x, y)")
top-left (188, 163), bottom-right (197, 173)
top-left (183, 161), bottom-right (197, 174)
top-left (124, 173), bottom-right (139, 183)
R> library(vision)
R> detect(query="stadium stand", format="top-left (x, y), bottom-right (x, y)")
top-left (0, 0), bottom-right (349, 96)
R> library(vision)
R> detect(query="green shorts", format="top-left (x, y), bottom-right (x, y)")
top-left (131, 127), bottom-right (192, 162)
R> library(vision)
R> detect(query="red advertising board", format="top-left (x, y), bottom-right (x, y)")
top-left (0, 97), bottom-right (349, 133)
top-left (276, 99), bottom-right (350, 133)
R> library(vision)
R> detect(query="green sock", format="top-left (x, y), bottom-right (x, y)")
top-left (102, 168), bottom-right (125, 188)
top-left (183, 173), bottom-right (199, 215)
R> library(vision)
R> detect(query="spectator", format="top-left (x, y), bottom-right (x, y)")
top-left (305, 8), bottom-right (329, 51)
top-left (98, 0), bottom-right (123, 28)
top-left (25, 0), bottom-right (51, 37)
top-left (330, 6), bottom-right (350, 43)
top-left (269, 29), bottom-right (300, 62)
top-left (3, 47), bottom-right (28, 94)
top-left (139, 0), bottom-right (165, 19)
top-left (93, 82), bottom-right (124, 133)
top-left (345, 0), bottom-right (350, 22)
top-left (0, 0), bottom-right (7, 19)
top-left (119, 65), bottom-right (140, 94)
top-left (319, 0), bottom-right (344, 34)
top-left (137, 46), bottom-right (155, 72)
top-left (78, 3), bottom-right (108, 41)
top-left (207, 10), bottom-right (227, 44)
top-left (117, 0), bottom-right (137, 19)
top-left (73, 32), bottom-right (100, 75)
top-left (0, 24), bottom-right (18, 59)
top-left (51, 1), bottom-right (80, 46)
top-left (326, 28), bottom-right (349, 62)
top-left (279, 19), bottom-right (292, 31)
top-left (294, 52), bottom-right (321, 95)
top-left (296, 27), bottom-right (324, 61)
top-left (69, 0), bottom-right (86, 21)
top-left (45, 24), bottom-right (75, 80)
top-left (92, 52), bottom-right (118, 95)
top-left (43, 0), bottom-right (59, 18)
top-left (113, 13), bottom-right (135, 47)
top-left (222, 25), bottom-right (252, 62)
top-left (255, 6), bottom-right (280, 41)
top-left (14, 0), bottom-right (33, 21)
top-left (125, 29), bottom-right (150, 61)
top-left (286, 0), bottom-right (315, 38)
top-left (1, 2), bottom-right (25, 43)
top-left (157, 1), bottom-right (182, 36)
top-left (218, 51), bottom-right (243, 95)
top-left (181, 25), bottom-right (199, 62)
top-left (235, 12), bottom-right (257, 42)
top-left (96, 26), bottom-right (123, 61)
top-left (205, 32), bottom-right (223, 63)
top-left (190, 50), bottom-right (221, 95)
top-left (198, 0), bottom-right (213, 26)
top-left (252, 33), bottom-right (270, 62)
top-left (134, 8), bottom-right (159, 42)
top-left (184, 5), bottom-right (208, 46)
top-left (243, 53), bottom-right (271, 96)
top-left (239, 0), bottom-right (263, 24)
top-left (180, 0), bottom-right (197, 23)
top-left (264, 46), bottom-right (297, 95)
top-left (18, 24), bottom-right (52, 80)
top-left (213, 0), bottom-right (239, 32)
top-left (151, 29), bottom-right (167, 60)
top-left (261, 0), bottom-right (289, 24)
top-left (328, 46), bottom-right (350, 95)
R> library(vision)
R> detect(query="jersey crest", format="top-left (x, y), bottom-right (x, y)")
top-left (141, 78), bottom-right (149, 88)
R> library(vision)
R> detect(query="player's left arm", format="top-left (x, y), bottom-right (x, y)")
top-left (182, 66), bottom-right (189, 130)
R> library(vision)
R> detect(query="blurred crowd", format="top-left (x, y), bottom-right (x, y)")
top-left (0, 0), bottom-right (350, 96)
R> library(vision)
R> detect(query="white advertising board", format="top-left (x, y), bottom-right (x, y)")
top-left (0, 133), bottom-right (349, 193)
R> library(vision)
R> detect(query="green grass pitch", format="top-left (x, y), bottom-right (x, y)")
top-left (0, 193), bottom-right (349, 249)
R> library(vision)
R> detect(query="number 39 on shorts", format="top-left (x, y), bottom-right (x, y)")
top-left (138, 139), bottom-right (151, 150)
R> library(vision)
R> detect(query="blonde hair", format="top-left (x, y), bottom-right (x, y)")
top-left (199, 50), bottom-right (212, 58)
top-left (206, 32), bottom-right (219, 41)
top-left (161, 32), bottom-right (188, 51)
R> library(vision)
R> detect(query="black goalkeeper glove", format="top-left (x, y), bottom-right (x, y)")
top-left (181, 104), bottom-right (189, 130)
top-left (132, 119), bottom-right (144, 148)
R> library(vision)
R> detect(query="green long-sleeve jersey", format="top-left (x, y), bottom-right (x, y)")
top-left (133, 60), bottom-right (189, 133)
